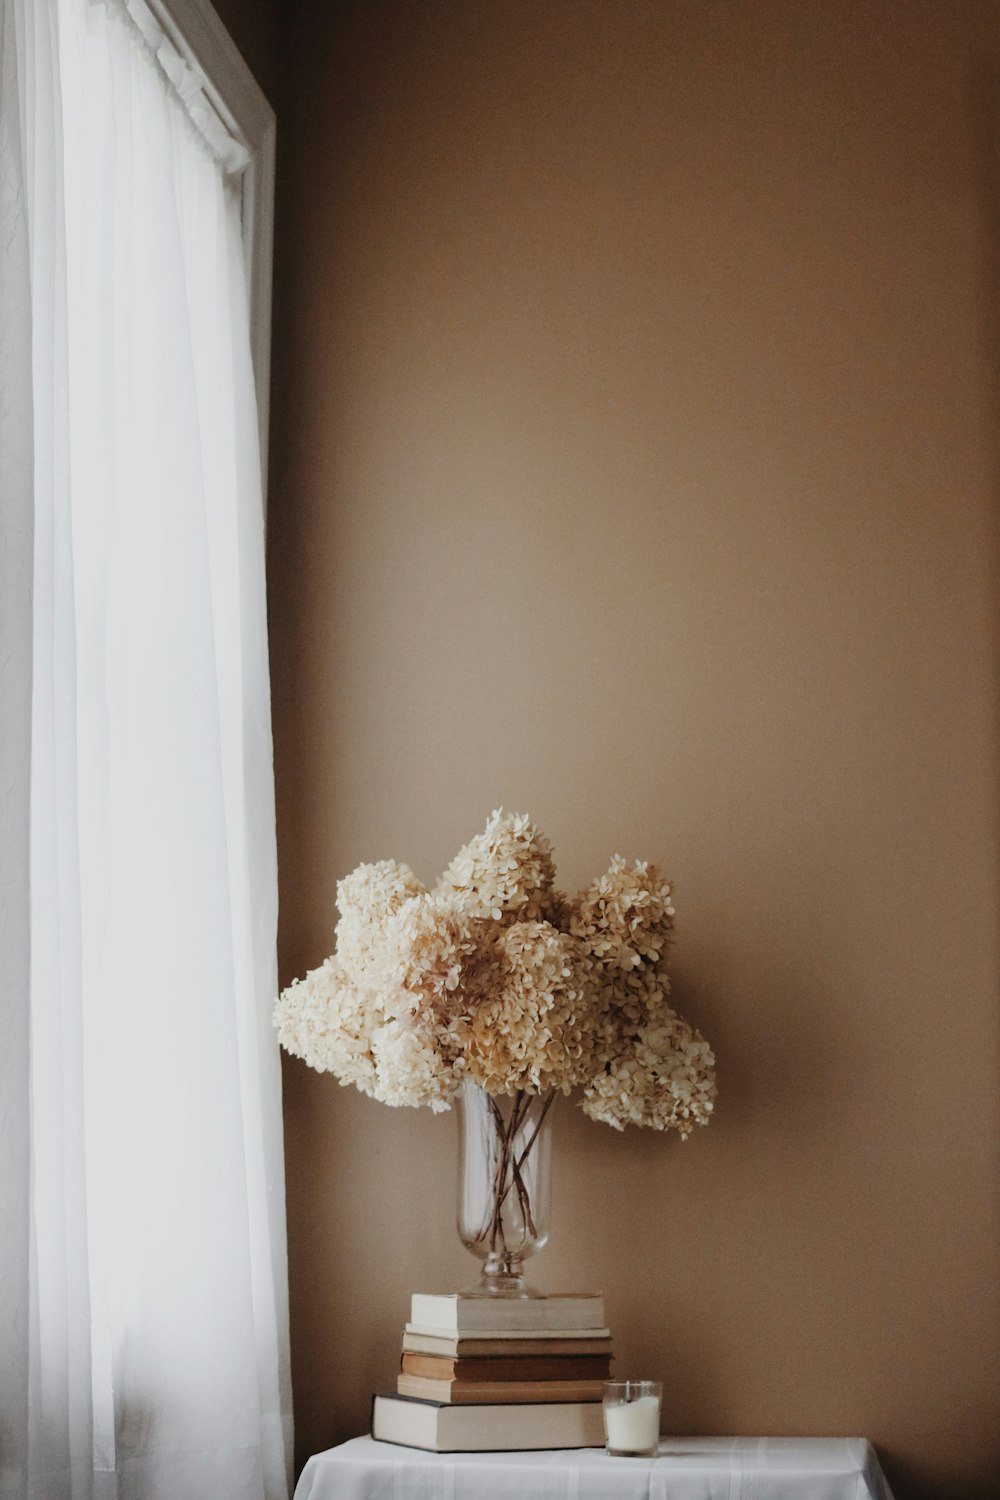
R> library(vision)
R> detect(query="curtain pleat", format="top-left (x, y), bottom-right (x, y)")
top-left (0, 1), bottom-right (35, 1482)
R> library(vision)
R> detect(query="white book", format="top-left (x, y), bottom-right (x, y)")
top-left (372, 1393), bottom-right (605, 1452)
top-left (409, 1293), bottom-right (605, 1334)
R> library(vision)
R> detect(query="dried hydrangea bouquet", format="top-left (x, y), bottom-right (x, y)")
top-left (275, 810), bottom-right (716, 1296)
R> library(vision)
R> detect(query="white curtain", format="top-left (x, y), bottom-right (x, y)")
top-left (0, 2), bottom-right (292, 1497)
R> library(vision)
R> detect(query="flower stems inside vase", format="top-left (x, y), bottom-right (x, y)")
top-left (457, 1083), bottom-right (555, 1297)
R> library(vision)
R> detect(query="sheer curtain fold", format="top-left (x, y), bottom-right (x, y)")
top-left (0, 1), bottom-right (35, 1490)
top-left (0, 2), bottom-right (291, 1497)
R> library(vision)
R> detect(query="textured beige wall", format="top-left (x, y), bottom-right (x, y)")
top-left (267, 3), bottom-right (1000, 1497)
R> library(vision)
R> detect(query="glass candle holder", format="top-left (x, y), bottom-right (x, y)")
top-left (602, 1381), bottom-right (662, 1458)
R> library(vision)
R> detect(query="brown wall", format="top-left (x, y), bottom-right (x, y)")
top-left (267, 3), bottom-right (1000, 1497)
top-left (210, 0), bottom-right (279, 105)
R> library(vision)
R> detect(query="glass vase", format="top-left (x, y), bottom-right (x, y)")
top-left (456, 1082), bottom-right (555, 1298)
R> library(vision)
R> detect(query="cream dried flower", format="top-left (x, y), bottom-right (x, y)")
top-left (570, 855), bottom-right (676, 978)
top-left (361, 895), bottom-right (495, 1109)
top-left (273, 815), bottom-right (716, 1140)
top-left (336, 859), bottom-right (425, 981)
top-left (464, 921), bottom-right (595, 1096)
top-left (435, 809), bottom-right (557, 924)
top-left (273, 955), bottom-right (378, 1097)
top-left (569, 856), bottom-right (677, 1051)
top-left (582, 1014), bottom-right (716, 1135)
top-left (376, 895), bottom-right (492, 1031)
top-left (371, 1022), bottom-right (462, 1113)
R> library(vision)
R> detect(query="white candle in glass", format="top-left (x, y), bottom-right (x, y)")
top-left (603, 1393), bottom-right (660, 1454)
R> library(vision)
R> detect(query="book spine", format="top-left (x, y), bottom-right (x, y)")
top-left (405, 1324), bottom-right (613, 1343)
top-left (396, 1375), bottom-right (606, 1404)
top-left (401, 1353), bottom-right (612, 1382)
top-left (402, 1331), bottom-right (614, 1356)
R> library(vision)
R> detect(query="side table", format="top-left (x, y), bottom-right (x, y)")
top-left (293, 1434), bottom-right (895, 1499)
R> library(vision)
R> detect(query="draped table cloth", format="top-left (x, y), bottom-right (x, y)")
top-left (294, 1435), bottom-right (894, 1500)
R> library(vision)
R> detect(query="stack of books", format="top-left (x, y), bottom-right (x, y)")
top-left (372, 1292), bottom-right (610, 1452)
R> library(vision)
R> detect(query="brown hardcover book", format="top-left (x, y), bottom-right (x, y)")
top-left (401, 1352), bottom-right (613, 1383)
top-left (402, 1330), bottom-right (613, 1359)
top-left (372, 1393), bottom-right (605, 1452)
top-left (396, 1374), bottom-right (606, 1405)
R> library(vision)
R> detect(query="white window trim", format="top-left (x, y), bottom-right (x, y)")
top-left (144, 0), bottom-right (276, 498)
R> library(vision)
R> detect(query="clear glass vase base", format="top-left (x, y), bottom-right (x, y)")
top-left (460, 1255), bottom-right (544, 1298)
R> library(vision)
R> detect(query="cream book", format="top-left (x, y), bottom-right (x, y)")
top-left (403, 1330), bottom-right (613, 1357)
top-left (372, 1393), bottom-right (606, 1452)
top-left (409, 1293), bottom-right (605, 1334)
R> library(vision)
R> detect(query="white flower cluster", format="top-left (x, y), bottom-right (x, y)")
top-left (274, 813), bottom-right (716, 1135)
top-left (435, 809), bottom-right (558, 923)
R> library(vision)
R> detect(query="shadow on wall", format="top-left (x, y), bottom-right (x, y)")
top-left (960, 64), bottom-right (1000, 1500)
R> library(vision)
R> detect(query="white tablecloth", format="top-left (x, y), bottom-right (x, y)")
top-left (294, 1435), bottom-right (895, 1500)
